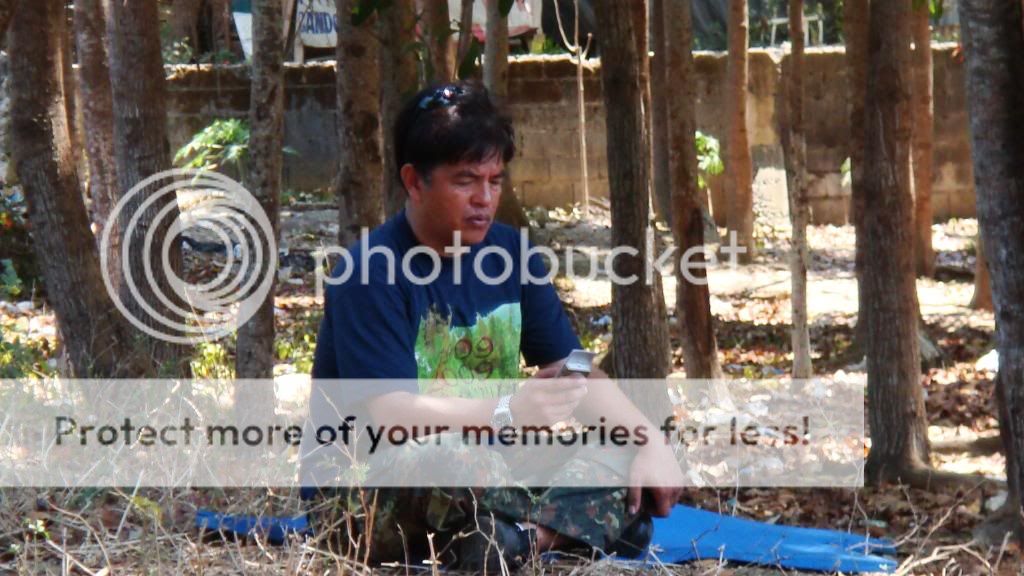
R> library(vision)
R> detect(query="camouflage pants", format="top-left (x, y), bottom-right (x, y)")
top-left (308, 433), bottom-right (636, 565)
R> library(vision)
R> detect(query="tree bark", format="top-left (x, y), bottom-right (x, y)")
top-left (961, 0), bottom-right (1024, 542)
top-left (336, 0), bottom-right (384, 246)
top-left (424, 0), bottom-right (454, 82)
top-left (664, 0), bottom-right (722, 379)
top-left (171, 0), bottom-right (203, 55)
top-left (650, 0), bottom-right (671, 224)
top-left (485, 0), bottom-right (529, 229)
top-left (10, 0), bottom-right (152, 378)
top-left (971, 236), bottom-right (994, 311)
top-left (0, 0), bottom-right (14, 45)
top-left (74, 0), bottom-right (119, 251)
top-left (782, 0), bottom-right (812, 378)
top-left (725, 0), bottom-right (754, 263)
top-left (107, 0), bottom-right (191, 373)
top-left (912, 4), bottom-right (934, 277)
top-left (843, 0), bottom-right (869, 362)
top-left (456, 0), bottom-right (475, 71)
top-left (379, 0), bottom-right (420, 216)
top-left (235, 0), bottom-right (284, 388)
top-left (594, 0), bottom-right (672, 424)
top-left (861, 0), bottom-right (931, 485)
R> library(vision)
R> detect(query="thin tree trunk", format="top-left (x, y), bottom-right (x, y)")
top-left (10, 0), bottom-right (151, 378)
top-left (782, 0), bottom-right (812, 378)
top-left (456, 0), bottom-right (475, 70)
top-left (861, 0), bottom-right (931, 485)
top-left (171, 0), bottom-right (203, 54)
top-left (664, 0), bottom-right (721, 379)
top-left (725, 0), bottom-right (754, 263)
top-left (0, 0), bottom-right (14, 45)
top-left (424, 0), bottom-right (454, 82)
top-left (379, 0), bottom-right (419, 216)
top-left (74, 0), bottom-right (119, 253)
top-left (971, 236), bottom-right (994, 310)
top-left (912, 4), bottom-right (935, 277)
top-left (843, 0), bottom-right (869, 362)
top-left (235, 0), bottom-right (283, 388)
top-left (107, 0), bottom-right (192, 373)
top-left (961, 0), bottom-right (1024, 543)
top-left (336, 0), bottom-right (384, 246)
top-left (650, 0), bottom-right (671, 224)
top-left (485, 0), bottom-right (529, 229)
top-left (210, 0), bottom-right (236, 57)
top-left (594, 0), bottom-right (671, 423)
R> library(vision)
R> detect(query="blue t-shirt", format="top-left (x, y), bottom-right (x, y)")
top-left (310, 210), bottom-right (580, 406)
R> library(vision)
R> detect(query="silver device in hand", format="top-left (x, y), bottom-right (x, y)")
top-left (556, 349), bottom-right (596, 377)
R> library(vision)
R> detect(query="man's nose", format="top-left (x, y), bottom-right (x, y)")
top-left (472, 181), bottom-right (497, 206)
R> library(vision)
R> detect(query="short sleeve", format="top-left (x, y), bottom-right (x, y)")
top-left (519, 244), bottom-right (582, 366)
top-left (312, 262), bottom-right (419, 407)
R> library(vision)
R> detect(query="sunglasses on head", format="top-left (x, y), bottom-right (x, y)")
top-left (417, 85), bottom-right (466, 110)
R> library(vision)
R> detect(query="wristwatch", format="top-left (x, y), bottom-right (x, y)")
top-left (491, 395), bottom-right (514, 429)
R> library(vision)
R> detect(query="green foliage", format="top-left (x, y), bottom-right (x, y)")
top-left (0, 325), bottom-right (54, 379)
top-left (190, 341), bottom-right (235, 379)
top-left (1, 260), bottom-right (22, 299)
top-left (696, 131), bottom-right (724, 191)
top-left (840, 157), bottom-right (851, 188)
top-left (529, 35), bottom-right (567, 55)
top-left (174, 119), bottom-right (250, 174)
top-left (163, 38), bottom-right (195, 65)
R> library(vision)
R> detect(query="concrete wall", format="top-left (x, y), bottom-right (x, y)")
top-left (165, 44), bottom-right (975, 224)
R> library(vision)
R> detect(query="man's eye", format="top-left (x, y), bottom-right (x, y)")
top-left (490, 178), bottom-right (503, 186)
top-left (455, 179), bottom-right (474, 186)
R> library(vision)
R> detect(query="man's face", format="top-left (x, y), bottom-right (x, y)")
top-left (407, 156), bottom-right (505, 247)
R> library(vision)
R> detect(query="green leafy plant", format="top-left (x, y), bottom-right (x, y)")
top-left (840, 157), bottom-right (852, 188)
top-left (174, 118), bottom-right (251, 176)
top-left (190, 341), bottom-right (235, 379)
top-left (163, 37), bottom-right (195, 65)
top-left (696, 131), bottom-right (724, 191)
top-left (1, 259), bottom-right (22, 299)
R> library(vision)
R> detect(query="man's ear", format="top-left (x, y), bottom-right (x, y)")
top-left (400, 164), bottom-right (426, 204)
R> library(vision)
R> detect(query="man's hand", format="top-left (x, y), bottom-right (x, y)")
top-left (627, 441), bottom-right (685, 517)
top-left (508, 364), bottom-right (588, 426)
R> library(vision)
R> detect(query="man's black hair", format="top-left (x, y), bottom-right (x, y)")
top-left (393, 82), bottom-right (515, 182)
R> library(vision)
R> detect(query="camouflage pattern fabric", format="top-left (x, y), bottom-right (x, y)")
top-left (308, 433), bottom-right (637, 565)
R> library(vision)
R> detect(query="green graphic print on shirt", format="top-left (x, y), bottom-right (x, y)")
top-left (415, 302), bottom-right (521, 398)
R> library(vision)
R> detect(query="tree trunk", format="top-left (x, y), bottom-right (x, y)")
top-left (725, 0), bottom-right (754, 263)
top-left (485, 0), bottom-right (529, 229)
top-left (594, 0), bottom-right (672, 423)
top-left (235, 0), bottom-right (283, 389)
top-left (843, 0), bottom-right (869, 362)
top-left (209, 0), bottom-right (237, 57)
top-left (971, 236), bottom-right (994, 311)
top-left (782, 0), bottom-right (812, 378)
top-left (861, 0), bottom-right (931, 485)
top-left (336, 0), bottom-right (384, 246)
top-left (74, 0), bottom-right (119, 254)
top-left (961, 0), bottom-right (1024, 542)
top-left (650, 0), bottom-right (671, 224)
top-left (0, 0), bottom-right (15, 45)
top-left (664, 0), bottom-right (722, 379)
top-left (456, 0), bottom-right (475, 71)
top-left (424, 0), bottom-right (454, 82)
top-left (107, 0), bottom-right (192, 373)
top-left (379, 0), bottom-right (419, 216)
top-left (171, 0), bottom-right (203, 55)
top-left (912, 4), bottom-right (934, 277)
top-left (9, 0), bottom-right (152, 378)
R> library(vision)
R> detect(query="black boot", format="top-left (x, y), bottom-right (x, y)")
top-left (605, 512), bottom-right (653, 558)
top-left (453, 514), bottom-right (534, 573)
